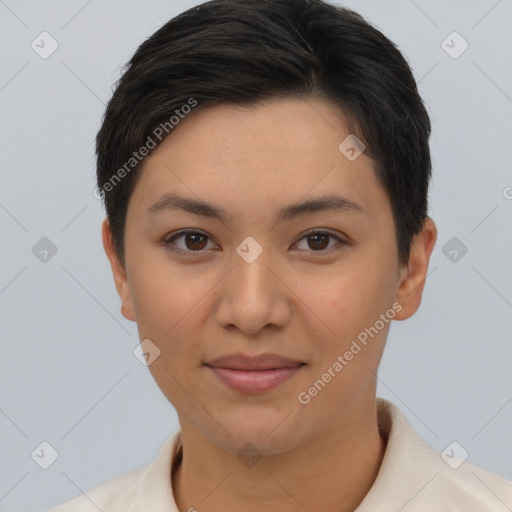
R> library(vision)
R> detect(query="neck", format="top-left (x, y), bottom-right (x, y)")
top-left (172, 394), bottom-right (386, 512)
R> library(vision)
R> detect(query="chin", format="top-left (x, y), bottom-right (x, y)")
top-left (222, 429), bottom-right (303, 457)
top-left (205, 407), bottom-right (309, 456)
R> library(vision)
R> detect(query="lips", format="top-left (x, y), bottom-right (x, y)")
top-left (205, 353), bottom-right (304, 370)
top-left (204, 353), bottom-right (305, 393)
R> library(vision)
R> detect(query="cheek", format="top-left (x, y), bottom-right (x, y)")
top-left (131, 266), bottom-right (211, 404)
top-left (128, 260), bottom-right (212, 359)
top-left (297, 268), bottom-right (394, 414)
top-left (129, 249), bottom-right (199, 320)
top-left (312, 264), bottom-right (396, 343)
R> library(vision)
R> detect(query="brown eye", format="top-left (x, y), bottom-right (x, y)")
top-left (183, 233), bottom-right (208, 250)
top-left (294, 230), bottom-right (346, 254)
top-left (163, 230), bottom-right (217, 256)
top-left (307, 233), bottom-right (330, 251)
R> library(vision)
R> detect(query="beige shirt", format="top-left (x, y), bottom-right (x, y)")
top-left (48, 399), bottom-right (512, 511)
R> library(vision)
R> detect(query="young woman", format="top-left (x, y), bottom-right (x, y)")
top-left (50, 1), bottom-right (512, 510)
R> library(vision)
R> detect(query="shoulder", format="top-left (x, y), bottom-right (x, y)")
top-left (366, 399), bottom-right (512, 511)
top-left (48, 466), bottom-right (148, 512)
top-left (412, 455), bottom-right (512, 510)
top-left (46, 431), bottom-right (181, 512)
top-left (47, 465), bottom-right (147, 512)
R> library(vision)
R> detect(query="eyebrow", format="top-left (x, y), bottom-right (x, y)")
top-left (147, 192), bottom-right (364, 223)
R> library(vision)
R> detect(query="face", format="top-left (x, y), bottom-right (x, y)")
top-left (103, 97), bottom-right (436, 456)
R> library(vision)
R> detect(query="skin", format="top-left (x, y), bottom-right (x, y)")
top-left (102, 97), bottom-right (437, 512)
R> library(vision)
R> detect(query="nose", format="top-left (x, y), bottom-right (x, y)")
top-left (214, 246), bottom-right (292, 336)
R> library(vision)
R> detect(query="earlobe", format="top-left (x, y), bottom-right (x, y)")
top-left (101, 218), bottom-right (136, 322)
top-left (394, 217), bottom-right (437, 321)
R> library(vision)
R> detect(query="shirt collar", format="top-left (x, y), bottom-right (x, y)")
top-left (137, 430), bottom-right (182, 511)
top-left (354, 398), bottom-right (441, 510)
top-left (135, 398), bottom-right (440, 511)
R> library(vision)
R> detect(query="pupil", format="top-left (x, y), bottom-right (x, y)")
top-left (309, 234), bottom-right (328, 250)
top-left (183, 234), bottom-right (330, 251)
top-left (187, 234), bottom-right (206, 250)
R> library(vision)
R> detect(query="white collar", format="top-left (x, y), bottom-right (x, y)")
top-left (134, 398), bottom-right (512, 511)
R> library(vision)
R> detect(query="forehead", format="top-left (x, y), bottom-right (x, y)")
top-left (164, 98), bottom-right (353, 165)
top-left (128, 97), bottom-right (390, 226)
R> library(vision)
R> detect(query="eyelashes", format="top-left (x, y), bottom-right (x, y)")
top-left (163, 229), bottom-right (216, 256)
top-left (162, 228), bottom-right (348, 257)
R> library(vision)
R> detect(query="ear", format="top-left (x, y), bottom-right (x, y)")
top-left (394, 217), bottom-right (437, 321)
top-left (101, 217), bottom-right (136, 322)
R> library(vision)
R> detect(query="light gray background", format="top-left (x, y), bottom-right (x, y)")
top-left (1, 0), bottom-right (511, 510)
